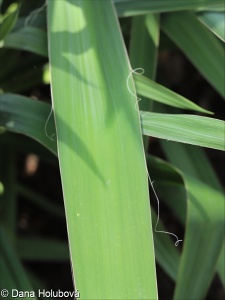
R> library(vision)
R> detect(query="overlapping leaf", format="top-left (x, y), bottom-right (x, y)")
top-left (47, 1), bottom-right (157, 299)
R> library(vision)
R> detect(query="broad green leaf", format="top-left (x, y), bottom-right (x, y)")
top-left (0, 228), bottom-right (37, 299)
top-left (47, 1), bottom-right (157, 299)
top-left (0, 26), bottom-right (47, 57)
top-left (134, 74), bottom-right (212, 114)
top-left (0, 3), bottom-right (20, 40)
top-left (197, 11), bottom-right (225, 42)
top-left (16, 237), bottom-right (69, 261)
top-left (2, 94), bottom-right (223, 295)
top-left (141, 112), bottom-right (225, 150)
top-left (0, 93), bottom-right (57, 155)
top-left (161, 11), bottom-right (225, 98)
top-left (0, 93), bottom-right (179, 284)
top-left (114, 0), bottom-right (224, 17)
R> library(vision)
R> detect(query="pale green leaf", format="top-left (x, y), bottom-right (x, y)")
top-left (47, 0), bottom-right (157, 299)
top-left (134, 74), bottom-right (212, 113)
top-left (141, 112), bottom-right (225, 150)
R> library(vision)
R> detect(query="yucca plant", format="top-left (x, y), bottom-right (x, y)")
top-left (0, 0), bottom-right (224, 299)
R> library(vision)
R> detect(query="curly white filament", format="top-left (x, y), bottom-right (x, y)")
top-left (127, 68), bottom-right (182, 247)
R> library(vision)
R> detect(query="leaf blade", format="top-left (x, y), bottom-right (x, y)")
top-left (161, 11), bottom-right (225, 98)
top-left (0, 93), bottom-right (57, 155)
top-left (134, 74), bottom-right (212, 114)
top-left (114, 0), bottom-right (224, 17)
top-left (47, 1), bottom-right (158, 299)
top-left (141, 112), bottom-right (225, 150)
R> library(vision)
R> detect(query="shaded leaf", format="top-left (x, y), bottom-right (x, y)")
top-left (1, 26), bottom-right (47, 57)
top-left (114, 0), bottom-right (224, 17)
top-left (0, 93), bottom-right (57, 155)
top-left (161, 11), bottom-right (225, 98)
top-left (197, 11), bottom-right (225, 42)
top-left (16, 237), bottom-right (69, 261)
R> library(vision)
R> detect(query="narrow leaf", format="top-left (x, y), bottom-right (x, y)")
top-left (151, 209), bottom-right (180, 282)
top-left (1, 26), bottom-right (48, 57)
top-left (161, 11), bottom-right (225, 98)
top-left (0, 3), bottom-right (20, 40)
top-left (0, 93), bottom-right (57, 155)
top-left (129, 13), bottom-right (160, 149)
top-left (114, 0), bottom-right (224, 17)
top-left (161, 141), bottom-right (225, 296)
top-left (197, 11), bottom-right (225, 42)
top-left (141, 112), bottom-right (225, 150)
top-left (174, 174), bottom-right (224, 299)
top-left (16, 184), bottom-right (64, 219)
top-left (0, 228), bottom-right (37, 299)
top-left (134, 74), bottom-right (212, 114)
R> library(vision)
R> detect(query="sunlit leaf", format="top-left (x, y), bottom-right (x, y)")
top-left (47, 1), bottom-right (158, 299)
top-left (142, 112), bottom-right (224, 150)
top-left (134, 74), bottom-right (212, 113)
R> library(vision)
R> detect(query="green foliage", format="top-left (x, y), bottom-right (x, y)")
top-left (0, 0), bottom-right (224, 299)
